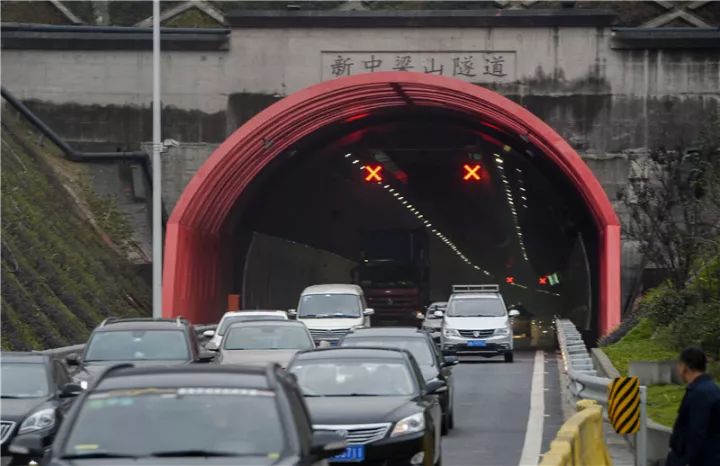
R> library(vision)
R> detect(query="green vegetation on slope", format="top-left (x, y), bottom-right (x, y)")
top-left (1, 108), bottom-right (151, 351)
top-left (602, 318), bottom-right (678, 375)
top-left (647, 385), bottom-right (685, 428)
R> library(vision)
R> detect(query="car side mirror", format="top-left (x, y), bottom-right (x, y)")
top-left (310, 431), bottom-right (347, 459)
top-left (425, 379), bottom-right (448, 395)
top-left (442, 355), bottom-right (459, 367)
top-left (363, 308), bottom-right (375, 316)
top-left (202, 329), bottom-right (215, 338)
top-left (198, 351), bottom-right (216, 362)
top-left (205, 341), bottom-right (219, 351)
top-left (508, 309), bottom-right (520, 317)
top-left (288, 309), bottom-right (297, 316)
top-left (433, 310), bottom-right (444, 318)
top-left (59, 382), bottom-right (84, 398)
top-left (9, 434), bottom-right (44, 457)
top-left (65, 353), bottom-right (80, 366)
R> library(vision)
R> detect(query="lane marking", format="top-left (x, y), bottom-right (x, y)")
top-left (518, 350), bottom-right (545, 466)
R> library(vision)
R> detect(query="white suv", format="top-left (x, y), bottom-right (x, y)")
top-left (290, 284), bottom-right (373, 346)
top-left (439, 285), bottom-right (519, 363)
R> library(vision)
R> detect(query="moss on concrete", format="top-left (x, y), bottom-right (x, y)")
top-left (164, 8), bottom-right (223, 28)
top-left (0, 1), bottom-right (71, 24)
top-left (0, 108), bottom-right (151, 351)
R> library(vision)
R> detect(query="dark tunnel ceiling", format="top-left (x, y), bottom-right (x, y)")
top-left (234, 109), bottom-right (596, 287)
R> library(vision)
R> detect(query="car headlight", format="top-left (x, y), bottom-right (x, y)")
top-left (391, 413), bottom-right (425, 437)
top-left (494, 327), bottom-right (510, 336)
top-left (443, 328), bottom-right (459, 337)
top-left (19, 408), bottom-right (55, 434)
top-left (79, 380), bottom-right (88, 390)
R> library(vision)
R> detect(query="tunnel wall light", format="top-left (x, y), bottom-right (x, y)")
top-left (493, 153), bottom-right (529, 263)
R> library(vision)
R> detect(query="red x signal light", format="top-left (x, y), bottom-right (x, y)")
top-left (505, 276), bottom-right (515, 284)
top-left (463, 164), bottom-right (482, 181)
top-left (538, 276), bottom-right (548, 285)
top-left (364, 165), bottom-right (383, 182)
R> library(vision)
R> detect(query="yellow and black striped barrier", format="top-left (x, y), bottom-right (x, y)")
top-left (607, 376), bottom-right (640, 434)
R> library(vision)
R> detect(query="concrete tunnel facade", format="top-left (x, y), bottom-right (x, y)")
top-left (162, 72), bottom-right (621, 335)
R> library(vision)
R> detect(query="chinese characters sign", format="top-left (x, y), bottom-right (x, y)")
top-left (321, 51), bottom-right (516, 83)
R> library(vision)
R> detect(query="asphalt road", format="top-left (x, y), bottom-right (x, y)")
top-left (442, 350), bottom-right (564, 466)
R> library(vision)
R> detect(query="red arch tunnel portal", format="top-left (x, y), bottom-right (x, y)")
top-left (163, 72), bottom-right (621, 337)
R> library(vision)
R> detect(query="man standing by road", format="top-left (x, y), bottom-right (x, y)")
top-left (666, 347), bottom-right (720, 466)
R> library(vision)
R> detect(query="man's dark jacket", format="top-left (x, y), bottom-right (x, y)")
top-left (668, 374), bottom-right (720, 466)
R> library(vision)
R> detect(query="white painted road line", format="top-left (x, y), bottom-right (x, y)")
top-left (518, 350), bottom-right (545, 466)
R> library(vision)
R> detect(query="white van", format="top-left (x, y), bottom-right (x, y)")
top-left (290, 284), bottom-right (374, 345)
top-left (439, 284), bottom-right (519, 362)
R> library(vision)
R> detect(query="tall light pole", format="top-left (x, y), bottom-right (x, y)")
top-left (152, 0), bottom-right (162, 318)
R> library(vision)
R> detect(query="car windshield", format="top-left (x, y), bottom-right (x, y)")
top-left (290, 358), bottom-right (416, 396)
top-left (218, 315), bottom-right (284, 335)
top-left (297, 294), bottom-right (361, 318)
top-left (84, 330), bottom-right (189, 362)
top-left (1, 363), bottom-right (49, 398)
top-left (63, 389), bottom-right (284, 458)
top-left (224, 325), bottom-right (313, 350)
top-left (342, 337), bottom-right (435, 367)
top-left (447, 297), bottom-right (506, 317)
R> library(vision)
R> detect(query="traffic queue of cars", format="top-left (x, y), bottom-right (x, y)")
top-left (1, 283), bottom-right (470, 466)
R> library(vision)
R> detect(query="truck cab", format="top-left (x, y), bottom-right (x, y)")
top-left (355, 229), bottom-right (429, 326)
top-left (439, 284), bottom-right (519, 363)
top-left (290, 284), bottom-right (373, 346)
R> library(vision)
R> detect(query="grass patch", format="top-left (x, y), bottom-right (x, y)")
top-left (602, 318), bottom-right (678, 375)
top-left (647, 384), bottom-right (684, 427)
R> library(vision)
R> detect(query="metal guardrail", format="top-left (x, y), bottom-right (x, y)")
top-left (556, 318), bottom-right (648, 466)
top-left (38, 344), bottom-right (86, 358)
top-left (556, 319), bottom-right (613, 403)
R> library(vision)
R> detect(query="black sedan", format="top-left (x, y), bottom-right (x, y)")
top-left (11, 364), bottom-right (345, 465)
top-left (340, 327), bottom-right (457, 434)
top-left (288, 347), bottom-right (443, 466)
top-left (1, 352), bottom-right (81, 465)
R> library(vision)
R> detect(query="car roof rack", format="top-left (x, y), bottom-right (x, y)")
top-left (451, 284), bottom-right (500, 293)
top-left (99, 316), bottom-right (187, 327)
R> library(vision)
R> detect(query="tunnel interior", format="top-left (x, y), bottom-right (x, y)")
top-left (222, 107), bottom-right (598, 334)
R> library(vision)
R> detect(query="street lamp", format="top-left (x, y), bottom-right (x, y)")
top-left (152, 0), bottom-right (162, 318)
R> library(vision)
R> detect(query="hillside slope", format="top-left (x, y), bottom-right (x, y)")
top-left (1, 107), bottom-right (151, 350)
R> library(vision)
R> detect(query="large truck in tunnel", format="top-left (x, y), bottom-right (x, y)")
top-left (353, 229), bottom-right (429, 326)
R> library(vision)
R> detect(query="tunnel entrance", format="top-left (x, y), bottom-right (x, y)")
top-left (163, 72), bottom-right (620, 337)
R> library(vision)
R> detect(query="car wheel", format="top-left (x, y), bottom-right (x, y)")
top-left (448, 408), bottom-right (455, 429)
top-left (441, 412), bottom-right (450, 435)
top-left (9, 455), bottom-right (31, 466)
top-left (504, 351), bottom-right (514, 363)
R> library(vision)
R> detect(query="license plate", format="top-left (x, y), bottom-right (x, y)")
top-left (468, 340), bottom-right (486, 347)
top-left (332, 445), bottom-right (365, 462)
